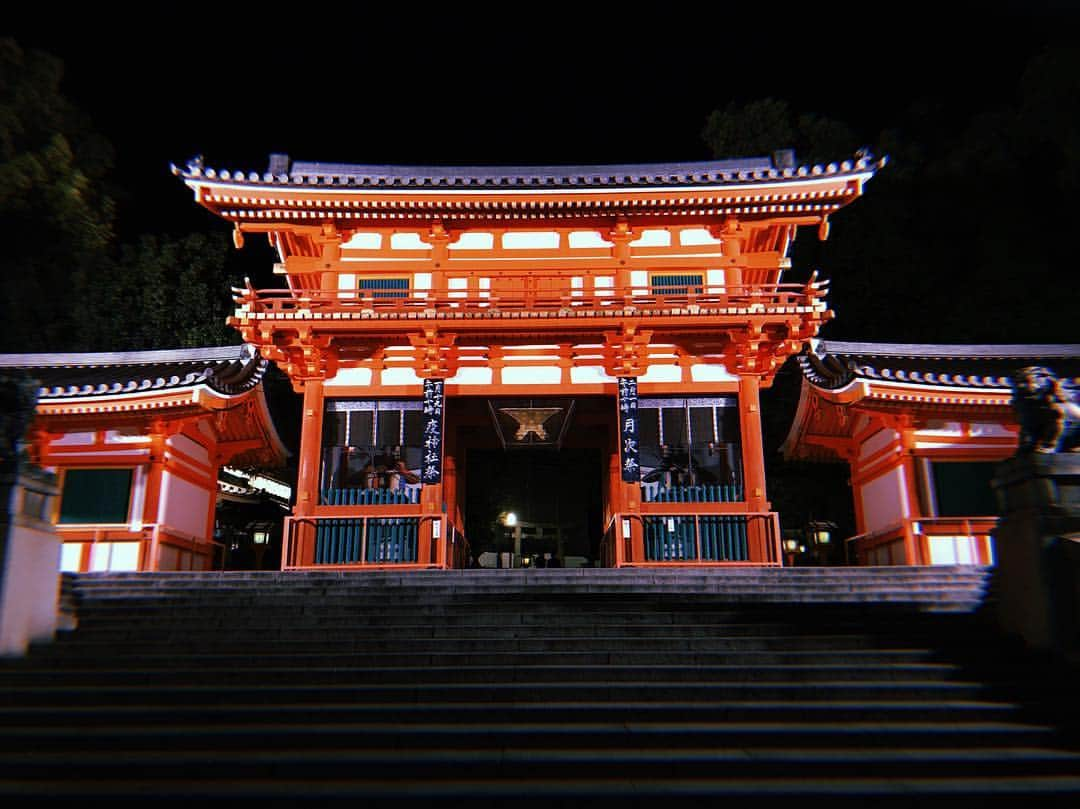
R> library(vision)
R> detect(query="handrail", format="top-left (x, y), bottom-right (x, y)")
top-left (234, 279), bottom-right (825, 317)
top-left (846, 516), bottom-right (999, 547)
top-left (844, 517), bottom-right (999, 566)
top-left (283, 513), bottom-right (447, 569)
top-left (602, 510), bottom-right (782, 567)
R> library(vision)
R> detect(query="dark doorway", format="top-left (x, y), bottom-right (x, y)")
top-left (465, 448), bottom-right (603, 568)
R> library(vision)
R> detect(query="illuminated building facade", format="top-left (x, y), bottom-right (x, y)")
top-left (174, 152), bottom-right (882, 568)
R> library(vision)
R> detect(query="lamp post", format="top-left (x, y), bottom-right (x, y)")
top-left (496, 511), bottom-right (518, 568)
top-left (807, 520), bottom-right (838, 565)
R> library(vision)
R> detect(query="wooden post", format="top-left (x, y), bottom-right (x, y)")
top-left (142, 425), bottom-right (166, 571)
top-left (899, 422), bottom-right (922, 565)
top-left (294, 380), bottom-right (325, 568)
top-left (738, 374), bottom-right (769, 562)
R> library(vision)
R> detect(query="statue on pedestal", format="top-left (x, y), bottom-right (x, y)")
top-left (1010, 366), bottom-right (1080, 454)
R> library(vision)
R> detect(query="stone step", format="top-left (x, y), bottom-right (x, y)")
top-left (4, 744), bottom-right (1078, 784)
top-left (0, 719), bottom-right (1056, 754)
top-left (6, 773), bottom-right (1078, 803)
top-left (0, 680), bottom-right (997, 708)
top-left (0, 662), bottom-right (968, 687)
top-left (11, 648), bottom-right (944, 668)
top-left (0, 699), bottom-right (1027, 726)
top-left (38, 635), bottom-right (955, 654)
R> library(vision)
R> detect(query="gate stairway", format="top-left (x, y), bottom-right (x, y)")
top-left (1, 566), bottom-right (1079, 807)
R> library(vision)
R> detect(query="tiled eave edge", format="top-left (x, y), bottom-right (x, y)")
top-left (172, 156), bottom-right (883, 192)
top-left (809, 378), bottom-right (1014, 409)
top-left (33, 385), bottom-right (244, 416)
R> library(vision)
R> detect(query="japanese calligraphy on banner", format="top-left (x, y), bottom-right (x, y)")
top-left (421, 378), bottom-right (444, 484)
top-left (618, 377), bottom-right (640, 482)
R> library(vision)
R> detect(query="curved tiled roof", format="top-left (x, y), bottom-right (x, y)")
top-left (0, 344), bottom-right (270, 401)
top-left (171, 152), bottom-right (884, 190)
top-left (798, 341), bottom-right (1080, 392)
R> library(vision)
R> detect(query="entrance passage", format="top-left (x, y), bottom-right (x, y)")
top-left (465, 448), bottom-right (603, 568)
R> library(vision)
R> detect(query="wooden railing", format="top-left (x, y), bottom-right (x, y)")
top-left (283, 513), bottom-right (468, 570)
top-left (57, 523), bottom-right (223, 572)
top-left (845, 516), bottom-right (998, 566)
top-left (233, 277), bottom-right (826, 319)
top-left (602, 510), bottom-right (782, 567)
top-left (446, 522), bottom-right (472, 570)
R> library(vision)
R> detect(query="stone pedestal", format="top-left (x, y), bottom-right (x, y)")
top-left (0, 466), bottom-right (62, 656)
top-left (991, 453), bottom-right (1080, 654)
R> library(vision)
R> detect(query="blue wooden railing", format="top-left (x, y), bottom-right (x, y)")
top-left (315, 489), bottom-right (421, 564)
top-left (314, 517), bottom-right (419, 564)
top-left (641, 484), bottom-right (743, 503)
top-left (643, 515), bottom-right (749, 561)
top-left (320, 488), bottom-right (420, 506)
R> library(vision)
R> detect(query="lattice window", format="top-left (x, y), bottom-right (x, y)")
top-left (650, 273), bottom-right (703, 296)
top-left (358, 278), bottom-right (409, 298)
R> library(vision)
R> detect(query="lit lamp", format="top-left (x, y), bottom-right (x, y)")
top-left (807, 521), bottom-right (837, 564)
top-left (252, 527), bottom-right (271, 570)
top-left (495, 511), bottom-right (519, 568)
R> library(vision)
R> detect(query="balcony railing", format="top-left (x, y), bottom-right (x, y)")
top-left (233, 277), bottom-right (826, 320)
top-left (602, 510), bottom-right (782, 567)
top-left (283, 513), bottom-right (467, 570)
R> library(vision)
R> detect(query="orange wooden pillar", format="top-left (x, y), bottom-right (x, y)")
top-left (292, 380), bottom-right (325, 568)
top-left (738, 374), bottom-right (770, 562)
top-left (142, 424), bottom-right (167, 571)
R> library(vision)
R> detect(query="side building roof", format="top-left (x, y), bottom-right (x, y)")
top-left (0, 344), bottom-right (270, 399)
top-left (798, 341), bottom-right (1080, 391)
top-left (0, 344), bottom-right (288, 469)
top-left (781, 340), bottom-right (1080, 462)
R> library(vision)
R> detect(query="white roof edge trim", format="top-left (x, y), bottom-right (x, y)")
top-left (183, 171), bottom-right (878, 199)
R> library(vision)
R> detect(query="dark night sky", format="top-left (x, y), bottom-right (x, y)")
top-left (8, 4), bottom-right (1080, 240)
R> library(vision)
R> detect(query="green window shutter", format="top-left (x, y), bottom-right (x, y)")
top-left (59, 469), bottom-right (133, 524)
top-left (931, 461), bottom-right (998, 517)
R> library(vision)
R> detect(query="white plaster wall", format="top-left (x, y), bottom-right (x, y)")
top-left (630, 229), bottom-right (671, 246)
top-left (503, 232), bottom-right (559, 249)
top-left (680, 228), bottom-right (723, 246)
top-left (502, 366), bottom-right (562, 385)
top-left (690, 364), bottom-right (737, 383)
top-left (571, 366), bottom-right (616, 384)
top-left (158, 472), bottom-right (212, 540)
top-left (52, 432), bottom-right (94, 446)
top-left (381, 368), bottom-right (422, 387)
top-left (325, 368), bottom-right (374, 387)
top-left (167, 434), bottom-right (209, 467)
top-left (390, 233), bottom-right (427, 250)
top-left (105, 430), bottom-right (147, 444)
top-left (446, 367), bottom-right (493, 385)
top-left (639, 365), bottom-right (681, 383)
top-left (568, 231), bottom-right (612, 248)
top-left (918, 421), bottom-right (965, 437)
top-left (59, 543), bottom-right (82, 572)
top-left (859, 466), bottom-right (910, 534)
top-left (927, 536), bottom-right (978, 565)
top-left (343, 232), bottom-right (382, 249)
top-left (969, 422), bottom-right (1013, 438)
top-left (859, 428), bottom-right (899, 461)
top-left (448, 233), bottom-right (493, 250)
top-left (0, 501), bottom-right (62, 656)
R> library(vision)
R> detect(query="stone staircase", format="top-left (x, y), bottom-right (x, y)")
top-left (1, 566), bottom-right (1079, 806)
